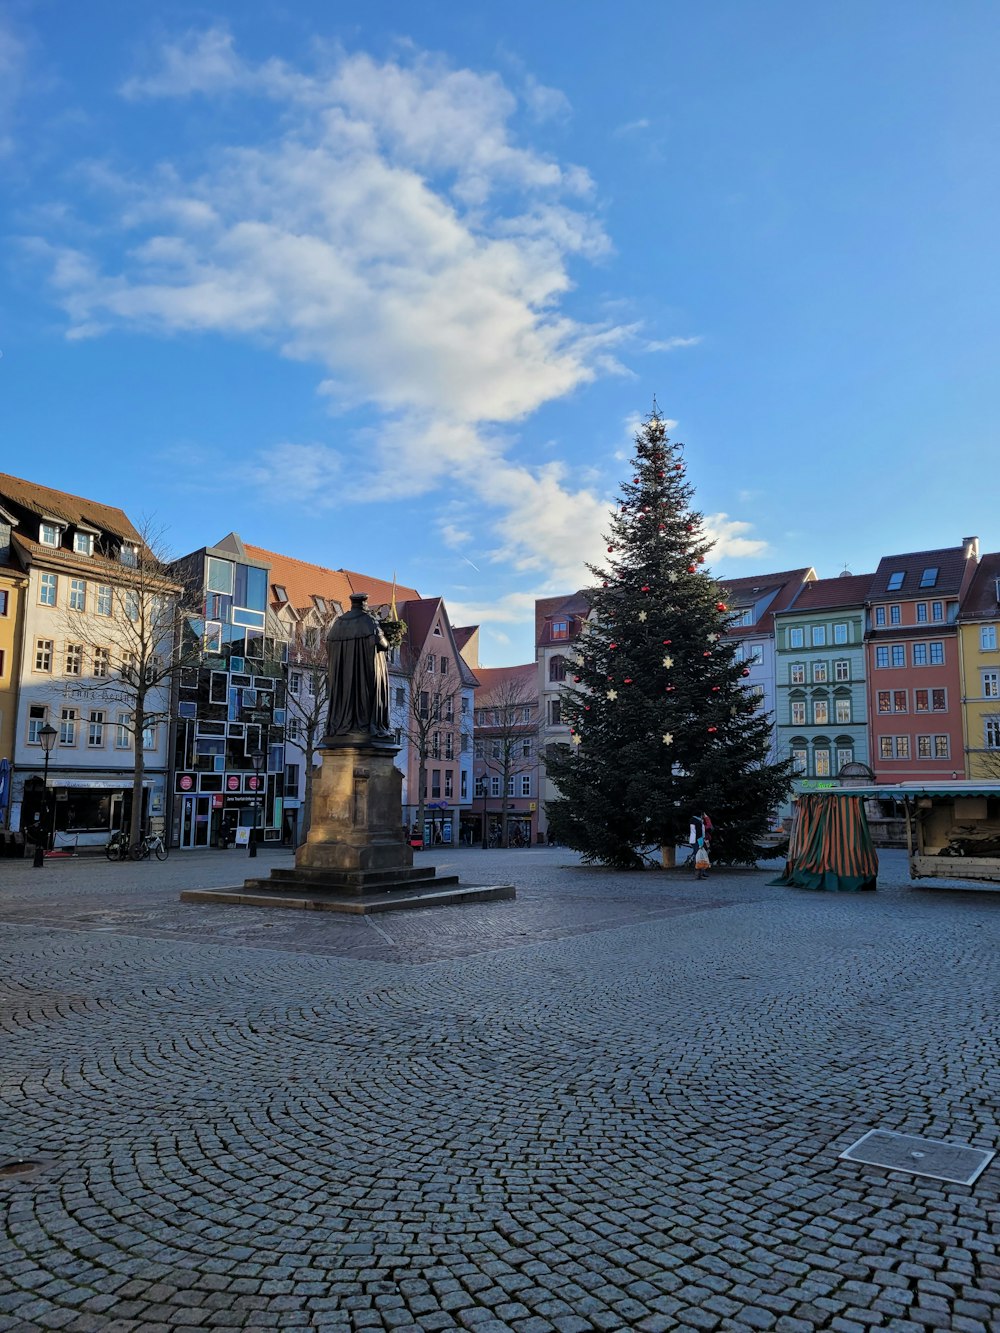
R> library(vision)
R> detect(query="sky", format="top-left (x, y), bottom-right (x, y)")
top-left (3, 2), bottom-right (1000, 665)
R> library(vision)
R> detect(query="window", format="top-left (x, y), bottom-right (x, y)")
top-left (312, 596), bottom-right (326, 614)
top-left (886, 571), bottom-right (905, 591)
top-left (915, 689), bottom-right (929, 713)
top-left (520, 774), bottom-right (531, 797)
top-left (812, 662), bottom-right (828, 683)
top-left (88, 711), bottom-right (106, 747)
top-left (916, 603), bottom-right (928, 623)
top-left (932, 601), bottom-right (943, 621)
top-left (834, 660), bottom-right (850, 682)
top-left (426, 654), bottom-right (435, 673)
top-left (732, 608), bottom-right (754, 627)
top-left (879, 736), bottom-right (893, 759)
top-left (742, 644), bottom-right (764, 667)
top-left (551, 619), bottom-right (569, 640)
top-left (0, 590), bottom-right (6, 616)
top-left (474, 776), bottom-right (485, 798)
top-left (35, 638), bottom-right (53, 672)
top-left (431, 770), bottom-right (441, 798)
top-left (92, 647), bottom-right (110, 678)
top-left (919, 567), bottom-right (939, 588)
top-left (895, 736), bottom-right (910, 759)
top-left (917, 735), bottom-right (931, 759)
top-left (912, 643), bottom-right (927, 666)
top-left (120, 544), bottom-right (138, 568)
top-left (0, 648), bottom-right (4, 676)
top-left (813, 700), bottom-right (829, 725)
top-left (287, 717), bottom-right (301, 742)
top-left (833, 623), bottom-right (848, 645)
top-left (491, 739), bottom-right (502, 761)
top-left (461, 734), bottom-right (469, 754)
top-left (66, 578), bottom-right (87, 612)
top-left (445, 733), bottom-right (454, 760)
top-left (440, 656), bottom-right (449, 675)
top-left (874, 607), bottom-right (886, 627)
top-left (40, 522), bottom-right (62, 546)
top-left (790, 663), bottom-right (805, 685)
top-left (836, 747), bottom-right (853, 772)
top-left (206, 557), bottom-right (234, 594)
top-left (522, 739), bottom-right (531, 759)
top-left (39, 573), bottom-right (58, 606)
top-left (930, 642), bottom-right (944, 665)
top-left (444, 771), bottom-right (454, 799)
top-left (419, 691), bottom-right (429, 720)
top-left (789, 628), bottom-right (804, 648)
top-left (73, 531), bottom-right (94, 556)
top-left (983, 672), bottom-right (1000, 699)
top-left (835, 699), bottom-right (851, 724)
top-left (877, 691), bottom-right (891, 713)
top-left (934, 735), bottom-right (949, 758)
top-left (59, 707), bottom-right (77, 746)
top-left (474, 739), bottom-right (484, 759)
top-left (303, 628), bottom-right (319, 651)
top-left (65, 644), bottom-right (84, 676)
top-left (985, 718), bottom-right (1000, 749)
top-left (288, 671), bottom-right (301, 696)
top-left (461, 771), bottom-right (468, 800)
top-left (932, 688), bottom-right (946, 711)
top-left (431, 732), bottom-right (441, 760)
top-left (891, 645), bottom-right (905, 668)
top-left (548, 699), bottom-right (562, 726)
top-left (893, 690), bottom-right (907, 713)
top-left (273, 585), bottom-right (288, 604)
top-left (507, 776), bottom-right (515, 797)
top-left (791, 701), bottom-right (806, 726)
top-left (549, 655), bottom-right (566, 682)
top-left (792, 748), bottom-right (807, 774)
top-left (981, 625), bottom-right (998, 651)
top-left (876, 647), bottom-right (889, 668)
top-left (814, 750), bottom-right (831, 777)
top-left (95, 584), bottom-right (112, 616)
top-left (28, 704), bottom-right (47, 743)
top-left (142, 722), bottom-right (156, 751)
top-left (284, 763), bottom-right (300, 796)
top-left (115, 713), bottom-right (131, 748)
top-left (889, 605), bottom-right (901, 625)
top-left (811, 626), bottom-right (827, 646)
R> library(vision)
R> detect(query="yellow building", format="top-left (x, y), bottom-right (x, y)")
top-left (1, 507), bottom-right (29, 827)
top-left (957, 551), bottom-right (1000, 779)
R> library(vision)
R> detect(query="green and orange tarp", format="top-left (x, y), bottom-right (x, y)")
top-left (770, 793), bottom-right (878, 892)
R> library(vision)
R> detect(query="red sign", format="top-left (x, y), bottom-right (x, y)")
top-left (227, 776), bottom-right (240, 791)
top-left (212, 794), bottom-right (224, 809)
top-left (178, 775), bottom-right (194, 791)
top-left (247, 775), bottom-right (261, 791)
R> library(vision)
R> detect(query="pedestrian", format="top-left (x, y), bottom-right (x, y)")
top-left (694, 842), bottom-right (711, 880)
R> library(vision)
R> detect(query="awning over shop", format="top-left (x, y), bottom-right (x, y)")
top-left (771, 793), bottom-right (878, 893)
top-left (823, 782), bottom-right (1000, 801)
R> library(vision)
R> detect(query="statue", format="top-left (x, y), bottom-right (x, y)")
top-left (324, 592), bottom-right (393, 743)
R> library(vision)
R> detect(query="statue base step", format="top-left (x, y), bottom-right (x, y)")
top-left (180, 876), bottom-right (515, 915)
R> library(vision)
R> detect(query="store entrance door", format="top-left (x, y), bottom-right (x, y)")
top-left (180, 795), bottom-right (212, 848)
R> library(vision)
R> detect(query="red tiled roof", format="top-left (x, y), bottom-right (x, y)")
top-left (474, 663), bottom-right (538, 702)
top-left (721, 567), bottom-right (815, 636)
top-left (243, 543), bottom-right (418, 615)
top-left (869, 544), bottom-right (976, 600)
top-left (535, 591), bottom-right (590, 646)
top-left (0, 472), bottom-right (139, 542)
top-left (778, 574), bottom-right (874, 613)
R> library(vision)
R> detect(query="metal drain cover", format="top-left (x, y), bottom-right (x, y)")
top-left (0, 1160), bottom-right (45, 1180)
top-left (839, 1129), bottom-right (995, 1185)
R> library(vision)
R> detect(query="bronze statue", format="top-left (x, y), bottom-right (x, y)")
top-left (324, 592), bottom-right (393, 742)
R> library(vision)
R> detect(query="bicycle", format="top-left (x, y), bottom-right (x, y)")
top-left (129, 830), bottom-right (169, 861)
top-left (105, 830), bottom-right (130, 862)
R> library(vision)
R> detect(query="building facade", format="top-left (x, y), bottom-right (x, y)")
top-left (473, 663), bottom-right (539, 847)
top-left (864, 540), bottom-right (979, 782)
top-left (773, 574), bottom-right (872, 802)
top-left (535, 593), bottom-right (590, 842)
top-left (957, 551), bottom-right (1000, 779)
top-left (1, 473), bottom-right (172, 846)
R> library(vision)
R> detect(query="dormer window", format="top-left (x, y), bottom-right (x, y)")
top-left (313, 596), bottom-right (327, 613)
top-left (120, 543), bottom-right (138, 568)
top-left (73, 531), bottom-right (95, 556)
top-left (551, 619), bottom-right (569, 641)
top-left (39, 521), bottom-right (62, 548)
top-left (886, 570), bottom-right (905, 591)
top-left (273, 585), bottom-right (288, 604)
top-left (919, 567), bottom-right (939, 588)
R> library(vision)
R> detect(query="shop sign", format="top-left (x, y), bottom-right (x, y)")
top-left (177, 774), bottom-right (195, 792)
top-left (226, 775), bottom-right (240, 791)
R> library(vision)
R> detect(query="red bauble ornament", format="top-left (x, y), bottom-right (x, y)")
top-left (658, 471), bottom-right (665, 479)
top-left (742, 669), bottom-right (750, 678)
top-left (609, 642), bottom-right (617, 650)
top-left (665, 685), bottom-right (675, 692)
top-left (633, 476), bottom-right (640, 483)
top-left (573, 675), bottom-right (581, 683)
top-left (697, 556), bottom-right (705, 564)
top-left (686, 524), bottom-right (694, 532)
top-left (708, 726), bottom-right (717, 733)
top-left (663, 639), bottom-right (671, 645)
top-left (674, 462), bottom-right (683, 471)
top-left (703, 651), bottom-right (712, 658)
top-left (624, 677), bottom-right (633, 685)
top-left (608, 546), bottom-right (614, 553)
top-left (603, 582), bottom-right (608, 588)
top-left (712, 686), bottom-right (720, 692)
top-left (607, 675), bottom-right (614, 681)
top-left (658, 524), bottom-right (665, 531)
top-left (584, 705), bottom-right (590, 711)
top-left (688, 564), bottom-right (697, 573)
top-left (641, 585), bottom-right (650, 592)
top-left (716, 602), bottom-right (727, 612)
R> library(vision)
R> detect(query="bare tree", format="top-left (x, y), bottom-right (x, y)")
top-left (61, 522), bottom-right (202, 844)
top-left (392, 650), bottom-right (463, 841)
top-left (476, 673), bottom-right (538, 847)
top-left (284, 612), bottom-right (337, 842)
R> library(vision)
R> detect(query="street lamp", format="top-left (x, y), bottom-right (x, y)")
top-left (33, 722), bottom-right (58, 868)
top-left (248, 748), bottom-right (266, 857)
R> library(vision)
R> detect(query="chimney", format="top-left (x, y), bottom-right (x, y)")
top-left (963, 536), bottom-right (979, 560)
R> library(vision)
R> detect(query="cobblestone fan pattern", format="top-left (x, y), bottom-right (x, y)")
top-left (1, 849), bottom-right (998, 1331)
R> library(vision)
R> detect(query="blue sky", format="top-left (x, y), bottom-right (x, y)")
top-left (3, 2), bottom-right (999, 664)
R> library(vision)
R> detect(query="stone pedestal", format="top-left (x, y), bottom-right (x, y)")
top-left (181, 738), bottom-right (515, 915)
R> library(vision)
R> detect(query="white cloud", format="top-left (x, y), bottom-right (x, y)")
top-left (644, 335), bottom-right (702, 352)
top-left (0, 23), bottom-right (26, 156)
top-left (702, 513), bottom-right (768, 560)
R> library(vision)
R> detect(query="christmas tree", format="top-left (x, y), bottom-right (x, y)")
top-left (546, 409), bottom-right (791, 868)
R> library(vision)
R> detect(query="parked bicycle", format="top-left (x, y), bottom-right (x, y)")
top-left (130, 830), bottom-right (169, 861)
top-left (105, 829), bottom-right (130, 862)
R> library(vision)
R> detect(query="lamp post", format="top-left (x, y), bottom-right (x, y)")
top-left (33, 722), bottom-right (58, 868)
top-left (248, 748), bottom-right (266, 857)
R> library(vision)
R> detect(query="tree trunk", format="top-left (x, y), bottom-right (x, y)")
top-left (660, 844), bottom-right (676, 868)
top-left (131, 693), bottom-right (146, 845)
top-left (416, 761), bottom-right (427, 845)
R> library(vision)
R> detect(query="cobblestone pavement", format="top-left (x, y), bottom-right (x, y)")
top-left (1, 847), bottom-right (998, 1331)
